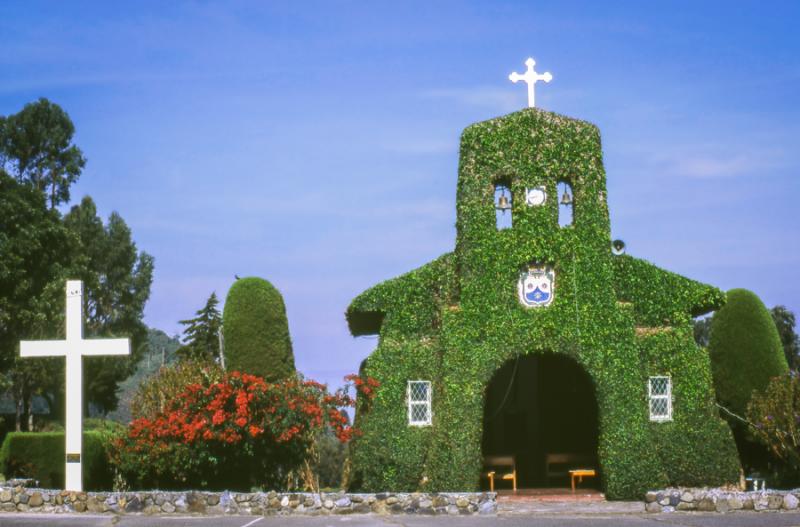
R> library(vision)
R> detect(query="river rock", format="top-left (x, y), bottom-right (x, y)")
top-left (768, 495), bottom-right (784, 510)
top-left (697, 497), bottom-right (716, 511)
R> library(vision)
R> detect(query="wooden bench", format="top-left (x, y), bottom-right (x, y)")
top-left (545, 453), bottom-right (595, 483)
top-left (569, 469), bottom-right (597, 492)
top-left (483, 455), bottom-right (517, 492)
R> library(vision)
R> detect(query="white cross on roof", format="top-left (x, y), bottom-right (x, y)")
top-left (509, 57), bottom-right (552, 108)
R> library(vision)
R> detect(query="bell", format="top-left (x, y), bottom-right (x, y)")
top-left (560, 190), bottom-right (573, 205)
top-left (497, 195), bottom-right (511, 212)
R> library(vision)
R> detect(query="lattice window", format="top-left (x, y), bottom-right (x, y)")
top-left (407, 380), bottom-right (432, 426)
top-left (649, 376), bottom-right (672, 422)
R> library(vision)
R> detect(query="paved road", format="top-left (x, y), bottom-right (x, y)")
top-left (2, 513), bottom-right (800, 527)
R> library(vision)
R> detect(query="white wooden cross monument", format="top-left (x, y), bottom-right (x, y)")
top-left (509, 57), bottom-right (552, 108)
top-left (20, 280), bottom-right (130, 491)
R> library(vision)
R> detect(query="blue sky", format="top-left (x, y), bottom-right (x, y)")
top-left (1, 1), bottom-right (798, 388)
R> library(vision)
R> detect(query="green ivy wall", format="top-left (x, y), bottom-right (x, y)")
top-left (346, 108), bottom-right (740, 499)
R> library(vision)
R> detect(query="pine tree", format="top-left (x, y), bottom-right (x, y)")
top-left (771, 306), bottom-right (799, 371)
top-left (177, 293), bottom-right (222, 363)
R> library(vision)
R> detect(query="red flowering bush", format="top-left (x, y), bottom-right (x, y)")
top-left (344, 373), bottom-right (380, 410)
top-left (109, 366), bottom-right (376, 491)
top-left (131, 360), bottom-right (224, 419)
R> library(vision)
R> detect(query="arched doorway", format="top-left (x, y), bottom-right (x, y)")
top-left (482, 354), bottom-right (599, 489)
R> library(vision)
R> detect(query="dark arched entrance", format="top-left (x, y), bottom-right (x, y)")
top-left (482, 354), bottom-right (599, 489)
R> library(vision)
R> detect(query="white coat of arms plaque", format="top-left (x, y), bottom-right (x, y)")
top-left (518, 265), bottom-right (555, 308)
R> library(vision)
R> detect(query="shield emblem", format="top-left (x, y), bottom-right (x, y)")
top-left (518, 265), bottom-right (555, 308)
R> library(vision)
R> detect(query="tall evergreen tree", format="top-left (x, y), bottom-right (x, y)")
top-left (771, 305), bottom-right (799, 371)
top-left (0, 173), bottom-right (75, 429)
top-left (0, 99), bottom-right (153, 424)
top-left (177, 293), bottom-right (222, 363)
top-left (0, 98), bottom-right (86, 208)
top-left (693, 316), bottom-right (712, 348)
top-left (64, 196), bottom-right (154, 415)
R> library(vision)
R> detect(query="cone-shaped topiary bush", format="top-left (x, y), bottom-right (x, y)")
top-left (709, 288), bottom-right (788, 417)
top-left (223, 277), bottom-right (295, 381)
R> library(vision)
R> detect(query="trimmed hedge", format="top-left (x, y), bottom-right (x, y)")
top-left (0, 432), bottom-right (113, 490)
top-left (637, 328), bottom-right (741, 486)
top-left (709, 288), bottom-right (788, 417)
top-left (612, 255), bottom-right (725, 326)
top-left (346, 108), bottom-right (740, 499)
top-left (222, 277), bottom-right (295, 382)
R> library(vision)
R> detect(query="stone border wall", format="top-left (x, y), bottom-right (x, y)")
top-left (0, 486), bottom-right (496, 516)
top-left (645, 488), bottom-right (800, 513)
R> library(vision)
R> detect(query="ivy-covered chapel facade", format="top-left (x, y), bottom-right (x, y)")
top-left (346, 108), bottom-right (740, 499)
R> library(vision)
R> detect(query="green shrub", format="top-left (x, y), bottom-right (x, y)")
top-left (131, 360), bottom-right (223, 420)
top-left (709, 289), bottom-right (789, 417)
top-left (83, 418), bottom-right (124, 433)
top-left (222, 277), bottom-right (295, 382)
top-left (747, 372), bottom-right (800, 486)
top-left (0, 432), bottom-right (113, 490)
top-left (314, 428), bottom-right (348, 489)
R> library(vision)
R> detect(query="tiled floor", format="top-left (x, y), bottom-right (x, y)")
top-left (494, 489), bottom-right (645, 515)
top-left (496, 488), bottom-right (605, 502)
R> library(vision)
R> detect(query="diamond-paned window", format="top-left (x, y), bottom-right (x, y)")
top-left (648, 376), bottom-right (672, 422)
top-left (407, 380), bottom-right (432, 426)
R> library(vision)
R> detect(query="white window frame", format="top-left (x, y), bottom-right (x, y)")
top-left (407, 380), bottom-right (432, 427)
top-left (648, 376), bottom-right (673, 422)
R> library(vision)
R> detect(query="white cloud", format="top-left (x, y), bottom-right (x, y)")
top-left (668, 153), bottom-right (778, 179)
top-left (627, 144), bottom-right (788, 179)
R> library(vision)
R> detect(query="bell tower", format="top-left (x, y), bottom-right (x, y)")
top-left (454, 108), bottom-right (614, 312)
